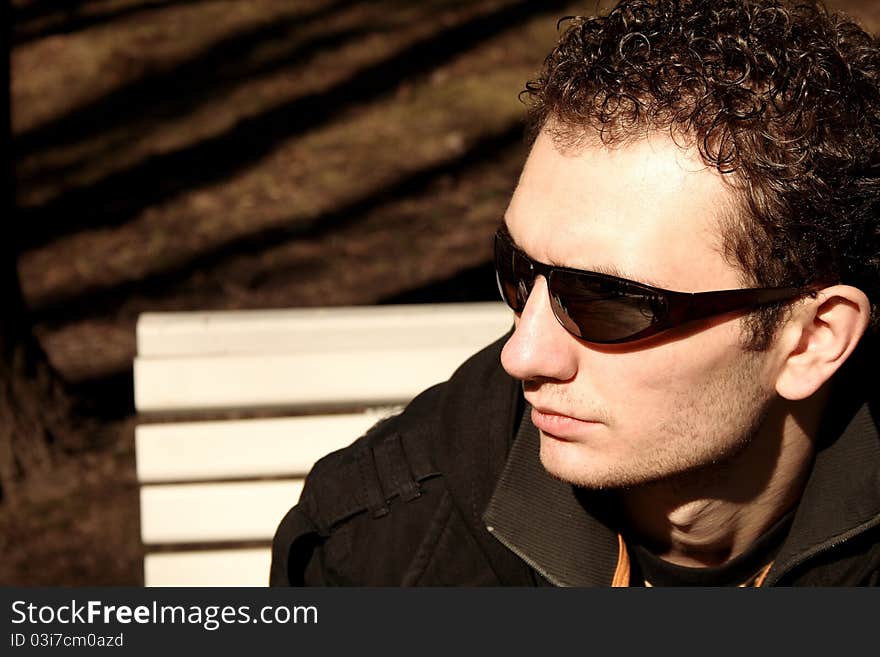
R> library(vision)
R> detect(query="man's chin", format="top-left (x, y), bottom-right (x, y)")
top-left (538, 437), bottom-right (619, 490)
top-left (538, 434), bottom-right (663, 491)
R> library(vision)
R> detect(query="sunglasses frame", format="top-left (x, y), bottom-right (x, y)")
top-left (494, 227), bottom-right (818, 344)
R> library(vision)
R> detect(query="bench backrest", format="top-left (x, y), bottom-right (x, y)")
top-left (134, 302), bottom-right (511, 586)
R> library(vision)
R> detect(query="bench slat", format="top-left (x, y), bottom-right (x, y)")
top-left (134, 345), bottom-right (489, 412)
top-left (136, 411), bottom-right (393, 483)
top-left (140, 480), bottom-right (303, 544)
top-left (137, 302), bottom-right (511, 357)
top-left (144, 548), bottom-right (271, 587)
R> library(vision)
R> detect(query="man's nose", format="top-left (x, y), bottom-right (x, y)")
top-left (500, 275), bottom-right (578, 383)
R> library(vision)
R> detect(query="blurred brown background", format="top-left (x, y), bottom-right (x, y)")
top-left (2, 0), bottom-right (878, 585)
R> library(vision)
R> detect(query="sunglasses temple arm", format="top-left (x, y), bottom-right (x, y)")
top-left (671, 287), bottom-right (815, 325)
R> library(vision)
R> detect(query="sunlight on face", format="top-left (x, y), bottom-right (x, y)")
top-left (500, 130), bottom-right (777, 489)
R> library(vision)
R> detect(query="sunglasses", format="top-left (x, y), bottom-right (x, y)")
top-left (494, 227), bottom-right (816, 344)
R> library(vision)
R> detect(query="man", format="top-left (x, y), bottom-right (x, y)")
top-left (271, 0), bottom-right (880, 586)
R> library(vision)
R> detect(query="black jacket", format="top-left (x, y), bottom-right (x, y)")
top-left (270, 335), bottom-right (880, 586)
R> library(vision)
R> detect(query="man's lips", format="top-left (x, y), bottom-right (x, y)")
top-left (529, 405), bottom-right (603, 439)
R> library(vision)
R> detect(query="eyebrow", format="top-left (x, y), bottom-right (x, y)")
top-left (588, 263), bottom-right (664, 287)
top-left (499, 221), bottom-right (667, 289)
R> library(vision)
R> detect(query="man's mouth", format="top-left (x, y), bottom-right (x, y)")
top-left (529, 405), bottom-right (603, 440)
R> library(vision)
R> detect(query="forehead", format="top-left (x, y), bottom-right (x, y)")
top-left (504, 130), bottom-right (743, 291)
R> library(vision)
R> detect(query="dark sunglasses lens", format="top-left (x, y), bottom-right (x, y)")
top-left (550, 271), bottom-right (659, 342)
top-left (494, 232), bottom-right (532, 311)
top-left (494, 230), bottom-right (664, 343)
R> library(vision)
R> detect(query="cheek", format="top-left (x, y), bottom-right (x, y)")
top-left (587, 324), bottom-right (751, 417)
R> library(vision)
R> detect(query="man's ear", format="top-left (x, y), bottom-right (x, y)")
top-left (774, 285), bottom-right (871, 401)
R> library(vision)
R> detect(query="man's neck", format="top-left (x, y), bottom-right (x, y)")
top-left (617, 397), bottom-right (825, 568)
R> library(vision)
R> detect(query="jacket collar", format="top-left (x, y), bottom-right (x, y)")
top-left (765, 343), bottom-right (880, 583)
top-left (765, 393), bottom-right (880, 583)
top-left (482, 405), bottom-right (620, 586)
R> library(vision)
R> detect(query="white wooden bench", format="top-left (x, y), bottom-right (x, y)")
top-left (134, 301), bottom-right (511, 586)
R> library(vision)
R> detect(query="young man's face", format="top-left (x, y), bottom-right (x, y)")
top-left (500, 129), bottom-right (781, 489)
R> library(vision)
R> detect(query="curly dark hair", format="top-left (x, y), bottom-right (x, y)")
top-left (523, 0), bottom-right (880, 349)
